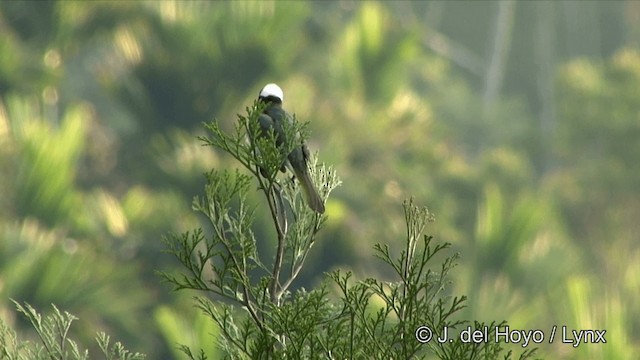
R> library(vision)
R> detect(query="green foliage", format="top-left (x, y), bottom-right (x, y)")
top-left (1, 1), bottom-right (639, 358)
top-left (333, 2), bottom-right (419, 102)
top-left (162, 105), bottom-right (536, 359)
top-left (7, 96), bottom-right (86, 228)
top-left (0, 95), bottom-right (158, 355)
top-left (326, 200), bottom-right (536, 360)
top-left (0, 219), bottom-right (153, 351)
top-left (0, 301), bottom-right (144, 360)
top-left (154, 304), bottom-right (221, 360)
top-left (556, 48), bottom-right (640, 192)
top-left (458, 183), bottom-right (579, 331)
top-left (161, 103), bottom-right (340, 358)
top-left (551, 49), bottom-right (640, 358)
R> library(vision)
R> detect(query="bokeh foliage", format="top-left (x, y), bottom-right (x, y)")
top-left (1, 1), bottom-right (638, 358)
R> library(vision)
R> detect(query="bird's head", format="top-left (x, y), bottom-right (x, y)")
top-left (258, 83), bottom-right (284, 104)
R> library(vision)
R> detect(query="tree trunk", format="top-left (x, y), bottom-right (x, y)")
top-left (482, 0), bottom-right (516, 112)
top-left (535, 1), bottom-right (556, 174)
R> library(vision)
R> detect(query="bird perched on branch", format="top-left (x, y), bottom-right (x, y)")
top-left (256, 83), bottom-right (325, 214)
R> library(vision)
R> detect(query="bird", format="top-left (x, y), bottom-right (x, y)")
top-left (256, 83), bottom-right (325, 214)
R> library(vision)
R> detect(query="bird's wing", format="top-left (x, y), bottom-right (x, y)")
top-left (258, 113), bottom-right (275, 138)
top-left (259, 111), bottom-right (288, 172)
top-left (301, 143), bottom-right (311, 163)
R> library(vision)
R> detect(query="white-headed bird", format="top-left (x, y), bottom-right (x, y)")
top-left (256, 83), bottom-right (325, 214)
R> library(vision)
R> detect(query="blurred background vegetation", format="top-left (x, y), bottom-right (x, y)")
top-left (1, 1), bottom-right (639, 359)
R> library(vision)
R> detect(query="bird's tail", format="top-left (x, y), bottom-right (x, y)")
top-left (293, 167), bottom-right (325, 214)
